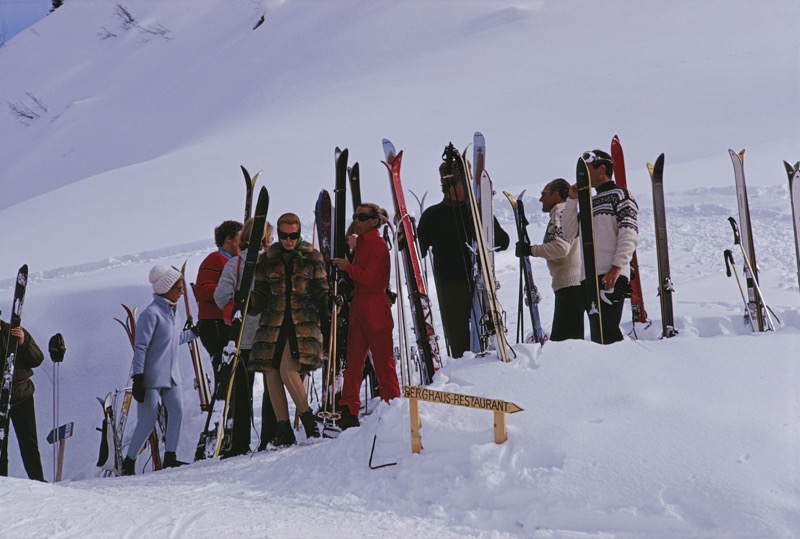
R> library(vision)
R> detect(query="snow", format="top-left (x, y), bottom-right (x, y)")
top-left (0, 0), bottom-right (799, 537)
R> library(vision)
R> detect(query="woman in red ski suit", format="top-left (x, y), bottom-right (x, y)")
top-left (332, 203), bottom-right (400, 428)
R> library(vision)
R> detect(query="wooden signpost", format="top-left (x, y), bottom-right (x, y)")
top-left (403, 386), bottom-right (523, 453)
top-left (46, 421), bottom-right (74, 482)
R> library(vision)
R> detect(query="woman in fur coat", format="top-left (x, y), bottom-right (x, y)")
top-left (249, 212), bottom-right (328, 447)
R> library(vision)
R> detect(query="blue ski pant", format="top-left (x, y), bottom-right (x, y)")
top-left (126, 385), bottom-right (182, 460)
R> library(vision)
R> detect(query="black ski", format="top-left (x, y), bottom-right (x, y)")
top-left (0, 265), bottom-right (28, 446)
top-left (648, 153), bottom-right (677, 338)
top-left (197, 187), bottom-right (269, 460)
top-left (503, 191), bottom-right (546, 344)
top-left (576, 159), bottom-right (604, 343)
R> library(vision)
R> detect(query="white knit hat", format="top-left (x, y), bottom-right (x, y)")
top-left (149, 264), bottom-right (182, 295)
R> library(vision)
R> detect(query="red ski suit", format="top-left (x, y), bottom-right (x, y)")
top-left (340, 228), bottom-right (401, 416)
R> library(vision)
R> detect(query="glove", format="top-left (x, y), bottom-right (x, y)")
top-left (132, 374), bottom-right (145, 403)
top-left (515, 241), bottom-right (531, 258)
top-left (599, 275), bottom-right (631, 305)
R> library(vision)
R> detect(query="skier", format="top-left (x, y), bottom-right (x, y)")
top-left (0, 320), bottom-right (45, 481)
top-left (194, 220), bottom-right (242, 388)
top-left (562, 150), bottom-right (639, 344)
top-left (515, 179), bottom-right (584, 341)
top-left (121, 265), bottom-right (199, 475)
top-left (214, 217), bottom-right (278, 455)
top-left (249, 213), bottom-right (328, 447)
top-left (417, 158), bottom-right (509, 358)
top-left (332, 203), bottom-right (401, 429)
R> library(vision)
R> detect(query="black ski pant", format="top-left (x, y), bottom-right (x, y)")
top-left (0, 395), bottom-right (45, 481)
top-left (550, 285), bottom-right (585, 341)
top-left (583, 277), bottom-right (625, 345)
top-left (436, 278), bottom-right (472, 359)
top-left (227, 350), bottom-right (278, 455)
top-left (198, 319), bottom-right (232, 387)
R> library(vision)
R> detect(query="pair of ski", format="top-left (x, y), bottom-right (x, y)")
top-left (0, 265), bottom-right (28, 450)
top-left (314, 148), bottom-right (352, 435)
top-left (97, 304), bottom-right (167, 476)
top-left (577, 137), bottom-right (676, 342)
top-left (196, 185), bottom-right (269, 460)
top-left (723, 150), bottom-right (783, 332)
top-left (438, 139), bottom-right (514, 361)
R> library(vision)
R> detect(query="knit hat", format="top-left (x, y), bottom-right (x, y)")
top-left (149, 264), bottom-right (182, 295)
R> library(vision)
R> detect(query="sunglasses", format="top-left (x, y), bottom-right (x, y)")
top-left (353, 212), bottom-right (377, 222)
top-left (582, 151), bottom-right (612, 168)
top-left (278, 231), bottom-right (301, 240)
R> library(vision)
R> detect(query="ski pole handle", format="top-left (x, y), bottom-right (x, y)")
top-left (48, 333), bottom-right (66, 363)
top-left (727, 217), bottom-right (741, 245)
top-left (723, 249), bottom-right (734, 277)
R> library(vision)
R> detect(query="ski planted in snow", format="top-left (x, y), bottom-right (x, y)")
top-left (0, 265), bottom-right (28, 446)
top-left (444, 142), bottom-right (512, 362)
top-left (383, 139), bottom-right (442, 381)
top-left (206, 186), bottom-right (269, 458)
top-left (503, 191), bottom-right (547, 345)
top-left (784, 160), bottom-right (800, 295)
top-left (647, 153), bottom-right (677, 338)
top-left (729, 150), bottom-right (765, 331)
top-left (318, 149), bottom-right (351, 433)
top-left (576, 158), bottom-right (604, 343)
top-left (181, 261), bottom-right (212, 411)
top-left (97, 304), bottom-right (165, 475)
top-left (610, 135), bottom-right (648, 327)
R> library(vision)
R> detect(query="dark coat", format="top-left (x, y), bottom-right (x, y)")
top-left (0, 320), bottom-right (44, 405)
top-left (249, 241), bottom-right (328, 373)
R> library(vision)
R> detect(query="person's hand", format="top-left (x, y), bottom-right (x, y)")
top-left (514, 241), bottom-right (530, 258)
top-left (346, 234), bottom-right (358, 250)
top-left (10, 326), bottom-right (24, 345)
top-left (132, 374), bottom-right (145, 403)
top-left (568, 184), bottom-right (578, 199)
top-left (602, 266), bottom-right (622, 290)
top-left (331, 257), bottom-right (350, 272)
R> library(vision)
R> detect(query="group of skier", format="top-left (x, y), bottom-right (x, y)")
top-left (1, 143), bottom-right (641, 479)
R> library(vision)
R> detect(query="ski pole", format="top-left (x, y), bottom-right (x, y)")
top-left (724, 249), bottom-right (756, 331)
top-left (48, 333), bottom-right (66, 482)
top-left (728, 217), bottom-right (777, 330)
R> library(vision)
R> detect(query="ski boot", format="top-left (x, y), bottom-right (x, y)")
top-left (269, 421), bottom-right (297, 449)
top-left (121, 457), bottom-right (136, 476)
top-left (299, 409), bottom-right (320, 439)
top-left (338, 407), bottom-right (360, 430)
top-left (163, 451), bottom-right (188, 469)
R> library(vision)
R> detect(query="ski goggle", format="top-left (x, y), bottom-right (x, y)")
top-left (278, 231), bottom-right (301, 240)
top-left (582, 151), bottom-right (612, 167)
top-left (353, 212), bottom-right (378, 222)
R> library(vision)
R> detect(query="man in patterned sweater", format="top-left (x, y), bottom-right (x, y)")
top-left (515, 178), bottom-right (584, 341)
top-left (562, 150), bottom-right (639, 344)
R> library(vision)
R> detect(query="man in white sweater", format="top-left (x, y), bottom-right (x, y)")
top-left (516, 178), bottom-right (584, 340)
top-left (562, 150), bottom-right (639, 344)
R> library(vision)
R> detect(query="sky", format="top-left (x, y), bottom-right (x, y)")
top-left (0, 1), bottom-right (798, 537)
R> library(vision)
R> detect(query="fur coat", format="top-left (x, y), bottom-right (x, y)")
top-left (249, 241), bottom-right (328, 372)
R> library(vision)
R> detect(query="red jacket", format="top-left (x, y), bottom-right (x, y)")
top-left (194, 250), bottom-right (230, 320)
top-left (348, 228), bottom-right (390, 298)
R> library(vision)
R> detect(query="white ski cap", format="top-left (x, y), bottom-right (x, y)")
top-left (149, 264), bottom-right (182, 295)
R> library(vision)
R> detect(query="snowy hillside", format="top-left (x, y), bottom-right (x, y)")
top-left (0, 0), bottom-right (799, 537)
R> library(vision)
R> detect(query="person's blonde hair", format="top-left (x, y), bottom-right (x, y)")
top-left (239, 218), bottom-right (273, 251)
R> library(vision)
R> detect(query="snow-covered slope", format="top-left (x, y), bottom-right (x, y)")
top-left (0, 0), bottom-right (798, 537)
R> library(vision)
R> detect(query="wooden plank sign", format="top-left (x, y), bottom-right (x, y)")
top-left (403, 386), bottom-right (523, 453)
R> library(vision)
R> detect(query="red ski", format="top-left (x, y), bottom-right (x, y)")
top-left (382, 140), bottom-right (441, 384)
top-left (611, 135), bottom-right (649, 327)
